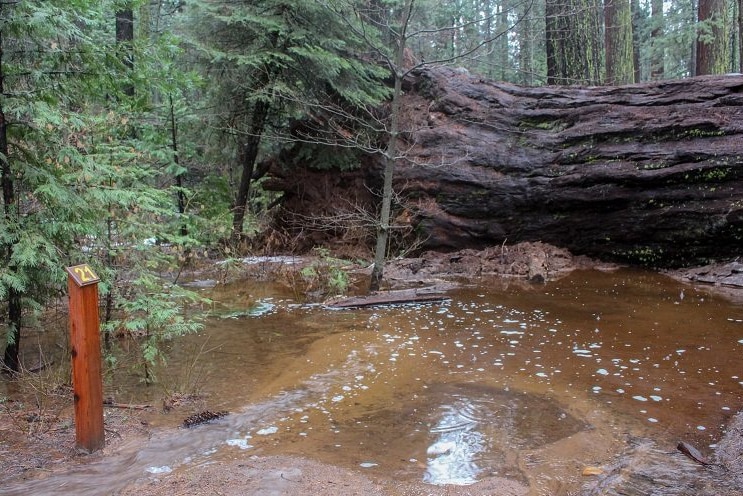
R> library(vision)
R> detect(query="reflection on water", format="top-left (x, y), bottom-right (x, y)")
top-left (421, 383), bottom-right (587, 486)
top-left (426, 403), bottom-right (485, 485)
top-left (3, 268), bottom-right (743, 495)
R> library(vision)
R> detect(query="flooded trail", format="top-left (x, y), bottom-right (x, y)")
top-left (2, 268), bottom-right (743, 495)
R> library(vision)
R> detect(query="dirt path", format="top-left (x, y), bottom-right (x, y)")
top-left (117, 454), bottom-right (529, 496)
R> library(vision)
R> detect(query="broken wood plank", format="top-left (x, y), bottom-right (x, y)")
top-left (324, 287), bottom-right (451, 309)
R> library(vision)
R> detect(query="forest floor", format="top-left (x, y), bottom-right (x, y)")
top-left (2, 242), bottom-right (743, 495)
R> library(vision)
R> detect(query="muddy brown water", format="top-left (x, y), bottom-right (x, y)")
top-left (3, 267), bottom-right (743, 495)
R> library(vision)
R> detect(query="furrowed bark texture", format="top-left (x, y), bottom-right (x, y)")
top-left (266, 67), bottom-right (743, 267)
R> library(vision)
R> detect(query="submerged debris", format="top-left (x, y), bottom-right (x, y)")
top-left (182, 410), bottom-right (229, 428)
top-left (677, 441), bottom-right (712, 466)
top-left (582, 466), bottom-right (605, 476)
top-left (324, 287), bottom-right (451, 309)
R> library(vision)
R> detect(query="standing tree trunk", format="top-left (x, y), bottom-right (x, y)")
top-left (604, 0), bottom-right (635, 84)
top-left (229, 24), bottom-right (283, 244)
top-left (738, 0), bottom-right (742, 72)
top-left (369, 0), bottom-right (413, 292)
top-left (519, 0), bottom-right (535, 85)
top-left (496, 0), bottom-right (510, 80)
top-left (650, 0), bottom-right (665, 79)
top-left (696, 0), bottom-right (729, 74)
top-left (546, 0), bottom-right (603, 84)
top-left (169, 94), bottom-right (188, 237)
top-left (0, 22), bottom-right (20, 373)
top-left (116, 6), bottom-right (134, 97)
top-left (545, 0), bottom-right (566, 84)
top-left (483, 0), bottom-right (495, 79)
top-left (231, 99), bottom-right (270, 242)
top-left (631, 0), bottom-right (642, 81)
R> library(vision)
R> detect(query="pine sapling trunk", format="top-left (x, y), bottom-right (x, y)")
top-left (169, 94), bottom-right (188, 237)
top-left (231, 99), bottom-right (270, 243)
top-left (0, 23), bottom-right (21, 373)
top-left (369, 0), bottom-right (413, 292)
top-left (115, 6), bottom-right (134, 97)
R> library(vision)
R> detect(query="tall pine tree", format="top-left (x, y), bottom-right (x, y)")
top-left (185, 0), bottom-right (389, 244)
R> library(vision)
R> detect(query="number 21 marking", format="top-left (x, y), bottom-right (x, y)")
top-left (67, 264), bottom-right (100, 287)
top-left (73, 265), bottom-right (97, 283)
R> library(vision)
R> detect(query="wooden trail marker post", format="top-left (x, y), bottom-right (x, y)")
top-left (66, 263), bottom-right (105, 453)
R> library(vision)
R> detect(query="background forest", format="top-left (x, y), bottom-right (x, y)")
top-left (1, 0), bottom-right (741, 376)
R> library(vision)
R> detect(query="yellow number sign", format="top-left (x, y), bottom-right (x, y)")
top-left (66, 264), bottom-right (101, 287)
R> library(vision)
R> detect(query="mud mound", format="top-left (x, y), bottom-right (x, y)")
top-left (383, 242), bottom-right (612, 287)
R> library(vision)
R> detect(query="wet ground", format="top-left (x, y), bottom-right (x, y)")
top-left (2, 263), bottom-right (743, 495)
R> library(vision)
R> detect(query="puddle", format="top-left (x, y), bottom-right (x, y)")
top-left (3, 268), bottom-right (743, 495)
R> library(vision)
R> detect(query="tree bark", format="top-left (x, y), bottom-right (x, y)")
top-left (738, 0), bottom-right (743, 72)
top-left (496, 0), bottom-right (509, 81)
top-left (266, 67), bottom-right (743, 269)
top-left (630, 0), bottom-right (642, 82)
top-left (604, 0), bottom-right (635, 84)
top-left (696, 0), bottom-right (729, 75)
top-left (546, 0), bottom-right (603, 84)
top-left (650, 0), bottom-right (664, 79)
top-left (369, 0), bottom-right (413, 292)
top-left (518, 0), bottom-right (534, 85)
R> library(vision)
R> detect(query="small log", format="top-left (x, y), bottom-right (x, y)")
top-left (103, 399), bottom-right (152, 410)
top-left (324, 287), bottom-right (450, 309)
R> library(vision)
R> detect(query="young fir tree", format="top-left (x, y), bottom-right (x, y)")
top-left (1, 0), bottom-right (204, 375)
top-left (0, 0), bottom-right (118, 372)
top-left (92, 2), bottom-right (209, 381)
top-left (183, 0), bottom-right (390, 244)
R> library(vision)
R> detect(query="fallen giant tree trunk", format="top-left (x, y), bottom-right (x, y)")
top-left (265, 67), bottom-right (743, 267)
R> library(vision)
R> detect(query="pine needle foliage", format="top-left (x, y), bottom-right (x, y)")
top-left (1, 0), bottom-right (205, 376)
top-left (182, 0), bottom-right (390, 228)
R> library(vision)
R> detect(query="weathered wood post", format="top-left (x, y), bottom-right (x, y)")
top-left (66, 263), bottom-right (104, 452)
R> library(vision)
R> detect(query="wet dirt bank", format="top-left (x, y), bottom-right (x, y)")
top-left (116, 454), bottom-right (530, 496)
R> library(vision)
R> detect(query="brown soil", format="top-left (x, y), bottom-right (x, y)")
top-left (2, 242), bottom-right (743, 495)
top-left (0, 394), bottom-right (149, 484)
top-left (117, 455), bottom-right (529, 496)
top-left (380, 241), bottom-right (615, 288)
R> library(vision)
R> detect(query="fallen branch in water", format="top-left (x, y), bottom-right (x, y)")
top-left (677, 441), bottom-right (711, 466)
top-left (324, 287), bottom-right (451, 309)
top-left (103, 399), bottom-right (153, 410)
